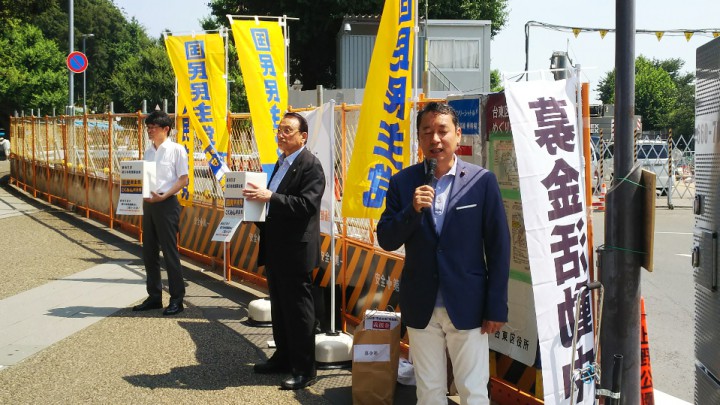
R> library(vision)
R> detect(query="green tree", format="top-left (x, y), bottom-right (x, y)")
top-left (596, 56), bottom-right (694, 137)
top-left (666, 70), bottom-right (695, 138)
top-left (490, 69), bottom-right (503, 92)
top-left (0, 20), bottom-right (67, 129)
top-left (207, 0), bottom-right (508, 89)
top-left (9, 0), bottom-right (171, 113)
top-left (109, 37), bottom-right (174, 113)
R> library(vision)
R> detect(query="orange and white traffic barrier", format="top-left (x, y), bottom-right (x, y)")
top-left (592, 183), bottom-right (607, 212)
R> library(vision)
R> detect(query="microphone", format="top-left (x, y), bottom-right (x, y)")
top-left (425, 158), bottom-right (437, 186)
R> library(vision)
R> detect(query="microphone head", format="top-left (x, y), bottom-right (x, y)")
top-left (425, 158), bottom-right (437, 185)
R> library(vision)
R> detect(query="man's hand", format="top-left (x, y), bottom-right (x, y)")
top-left (413, 185), bottom-right (435, 213)
top-left (481, 320), bottom-right (505, 335)
top-left (243, 181), bottom-right (272, 202)
top-left (143, 191), bottom-right (166, 203)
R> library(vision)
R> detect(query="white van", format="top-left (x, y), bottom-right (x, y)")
top-left (590, 139), bottom-right (671, 195)
top-left (636, 139), bottom-right (672, 195)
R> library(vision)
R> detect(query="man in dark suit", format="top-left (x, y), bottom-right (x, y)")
top-left (377, 102), bottom-right (510, 404)
top-left (243, 112), bottom-right (325, 390)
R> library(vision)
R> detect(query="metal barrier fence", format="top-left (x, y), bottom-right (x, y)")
top-left (591, 133), bottom-right (695, 209)
top-left (9, 107), bottom-right (377, 239)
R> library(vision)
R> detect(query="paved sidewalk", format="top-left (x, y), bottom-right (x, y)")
top-left (0, 262), bottom-right (147, 367)
top-left (0, 162), bottom-right (418, 404)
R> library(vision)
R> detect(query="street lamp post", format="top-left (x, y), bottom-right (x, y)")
top-left (80, 33), bottom-right (94, 113)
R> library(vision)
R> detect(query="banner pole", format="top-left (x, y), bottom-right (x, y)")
top-left (329, 100), bottom-right (337, 332)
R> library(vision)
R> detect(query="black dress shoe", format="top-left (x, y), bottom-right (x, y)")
top-left (280, 374), bottom-right (317, 390)
top-left (163, 302), bottom-right (184, 316)
top-left (132, 299), bottom-right (162, 311)
top-left (253, 360), bottom-right (291, 374)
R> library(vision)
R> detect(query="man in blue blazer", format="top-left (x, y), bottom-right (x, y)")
top-left (243, 112), bottom-right (325, 390)
top-left (377, 102), bottom-right (510, 404)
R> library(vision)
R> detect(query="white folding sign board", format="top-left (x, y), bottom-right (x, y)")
top-left (117, 161), bottom-right (156, 215)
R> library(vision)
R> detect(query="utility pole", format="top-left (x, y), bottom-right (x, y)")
top-left (68, 0), bottom-right (74, 115)
top-left (81, 33), bottom-right (94, 113)
top-left (601, 0), bottom-right (642, 403)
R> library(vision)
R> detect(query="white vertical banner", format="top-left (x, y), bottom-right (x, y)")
top-left (505, 77), bottom-right (595, 405)
top-left (302, 100), bottom-right (336, 234)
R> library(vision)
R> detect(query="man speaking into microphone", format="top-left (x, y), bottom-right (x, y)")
top-left (377, 102), bottom-right (510, 405)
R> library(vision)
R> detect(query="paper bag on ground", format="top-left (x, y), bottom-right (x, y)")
top-left (352, 310), bottom-right (401, 405)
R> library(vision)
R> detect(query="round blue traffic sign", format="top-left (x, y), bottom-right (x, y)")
top-left (66, 51), bottom-right (88, 73)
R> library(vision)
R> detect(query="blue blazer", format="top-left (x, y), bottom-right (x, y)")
top-left (377, 158), bottom-right (511, 330)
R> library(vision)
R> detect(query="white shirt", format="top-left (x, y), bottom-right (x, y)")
top-left (430, 155), bottom-right (458, 234)
top-left (144, 138), bottom-right (188, 194)
top-left (268, 146), bottom-right (305, 193)
top-left (0, 139), bottom-right (9, 156)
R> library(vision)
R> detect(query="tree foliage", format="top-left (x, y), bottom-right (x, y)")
top-left (0, 0), bottom-right (508, 125)
top-left (0, 19), bottom-right (67, 129)
top-left (596, 56), bottom-right (695, 137)
top-left (490, 69), bottom-right (503, 92)
top-left (0, 0), bottom-right (175, 116)
top-left (109, 37), bottom-right (174, 112)
top-left (207, 0), bottom-right (508, 89)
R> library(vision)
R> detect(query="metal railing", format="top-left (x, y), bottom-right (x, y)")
top-left (426, 60), bottom-right (461, 93)
top-left (591, 132), bottom-right (695, 208)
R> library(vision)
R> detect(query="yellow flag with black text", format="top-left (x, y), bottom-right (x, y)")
top-left (175, 99), bottom-right (194, 206)
top-left (165, 33), bottom-right (230, 195)
top-left (230, 18), bottom-right (288, 174)
top-left (342, 0), bottom-right (415, 219)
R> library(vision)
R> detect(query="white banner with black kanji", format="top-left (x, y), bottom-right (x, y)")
top-left (505, 77), bottom-right (595, 405)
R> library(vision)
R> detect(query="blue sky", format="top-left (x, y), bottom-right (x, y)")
top-left (115, 0), bottom-right (720, 102)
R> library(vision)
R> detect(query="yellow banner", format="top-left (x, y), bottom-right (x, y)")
top-left (165, 34), bottom-right (230, 186)
top-left (230, 19), bottom-right (288, 173)
top-left (176, 101), bottom-right (194, 206)
top-left (342, 0), bottom-right (415, 219)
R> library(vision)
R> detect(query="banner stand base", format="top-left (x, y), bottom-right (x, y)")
top-left (247, 297), bottom-right (272, 326)
top-left (315, 331), bottom-right (352, 369)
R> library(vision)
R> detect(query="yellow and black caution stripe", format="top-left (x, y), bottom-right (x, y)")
top-left (230, 222), bottom-right (262, 276)
top-left (178, 205), bottom-right (223, 259)
top-left (343, 242), bottom-right (403, 318)
top-left (490, 352), bottom-right (543, 403)
top-left (312, 235), bottom-right (343, 287)
top-left (193, 207), bottom-right (223, 258)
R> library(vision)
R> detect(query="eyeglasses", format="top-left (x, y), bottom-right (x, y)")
top-left (277, 126), bottom-right (300, 136)
top-left (146, 124), bottom-right (165, 131)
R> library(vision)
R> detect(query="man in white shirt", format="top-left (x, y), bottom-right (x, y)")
top-left (132, 111), bottom-right (189, 316)
top-left (0, 136), bottom-right (10, 161)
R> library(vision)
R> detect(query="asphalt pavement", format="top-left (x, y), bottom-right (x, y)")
top-left (591, 195), bottom-right (695, 403)
top-left (0, 159), bottom-right (382, 405)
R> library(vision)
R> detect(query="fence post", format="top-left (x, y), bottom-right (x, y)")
top-left (83, 112), bottom-right (90, 218)
top-left (340, 102), bottom-right (349, 333)
top-left (45, 116), bottom-right (51, 202)
top-left (137, 110), bottom-right (144, 244)
top-left (62, 117), bottom-right (69, 206)
top-left (31, 114), bottom-right (36, 197)
top-left (108, 111), bottom-right (114, 228)
top-left (633, 128), bottom-right (639, 164)
top-left (667, 130), bottom-right (674, 209)
top-left (599, 130), bottom-right (605, 192)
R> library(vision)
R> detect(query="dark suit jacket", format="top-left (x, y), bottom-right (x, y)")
top-left (257, 148), bottom-right (326, 274)
top-left (377, 158), bottom-right (511, 330)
